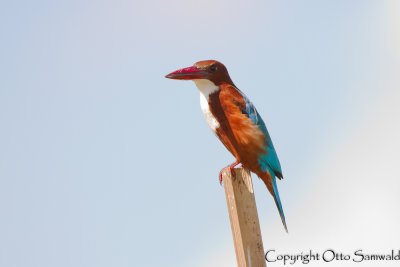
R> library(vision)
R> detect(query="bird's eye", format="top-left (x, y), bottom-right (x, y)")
top-left (210, 65), bottom-right (218, 72)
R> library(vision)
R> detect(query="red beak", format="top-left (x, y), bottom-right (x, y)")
top-left (165, 66), bottom-right (207, 80)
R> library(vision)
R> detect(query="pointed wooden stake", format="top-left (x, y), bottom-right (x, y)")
top-left (223, 167), bottom-right (266, 267)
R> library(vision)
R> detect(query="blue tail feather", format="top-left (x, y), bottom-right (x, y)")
top-left (269, 168), bottom-right (288, 233)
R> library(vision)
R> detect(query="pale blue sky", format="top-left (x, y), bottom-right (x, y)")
top-left (1, 1), bottom-right (399, 266)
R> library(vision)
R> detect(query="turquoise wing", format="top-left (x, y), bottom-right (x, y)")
top-left (237, 91), bottom-right (283, 178)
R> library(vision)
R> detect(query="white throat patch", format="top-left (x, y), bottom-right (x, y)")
top-left (193, 79), bottom-right (219, 100)
top-left (193, 79), bottom-right (220, 132)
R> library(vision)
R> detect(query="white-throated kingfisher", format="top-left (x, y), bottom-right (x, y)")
top-left (165, 60), bottom-right (287, 232)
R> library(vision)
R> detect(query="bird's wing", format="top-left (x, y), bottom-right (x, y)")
top-left (228, 85), bottom-right (283, 178)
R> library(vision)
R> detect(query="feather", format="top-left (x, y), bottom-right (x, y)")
top-left (231, 86), bottom-right (283, 178)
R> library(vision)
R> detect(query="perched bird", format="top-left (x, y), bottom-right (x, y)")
top-left (165, 60), bottom-right (287, 232)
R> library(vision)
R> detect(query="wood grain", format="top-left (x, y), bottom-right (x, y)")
top-left (223, 167), bottom-right (266, 267)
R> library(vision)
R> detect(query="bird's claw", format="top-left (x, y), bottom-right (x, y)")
top-left (219, 162), bottom-right (240, 186)
top-left (219, 168), bottom-right (229, 186)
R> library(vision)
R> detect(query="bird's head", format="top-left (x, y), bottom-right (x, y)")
top-left (165, 60), bottom-right (233, 86)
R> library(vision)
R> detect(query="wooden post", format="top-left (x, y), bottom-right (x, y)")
top-left (223, 167), bottom-right (266, 267)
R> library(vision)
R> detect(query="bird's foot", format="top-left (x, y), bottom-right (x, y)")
top-left (219, 161), bottom-right (240, 185)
